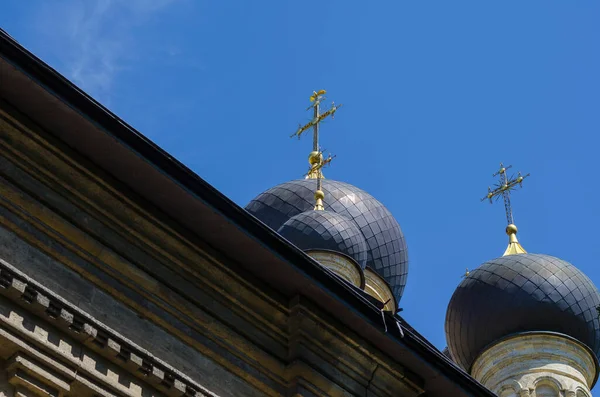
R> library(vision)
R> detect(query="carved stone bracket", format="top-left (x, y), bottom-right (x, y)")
top-left (6, 353), bottom-right (70, 397)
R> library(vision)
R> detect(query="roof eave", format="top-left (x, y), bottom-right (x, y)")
top-left (0, 29), bottom-right (495, 397)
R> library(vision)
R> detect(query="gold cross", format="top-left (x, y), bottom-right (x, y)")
top-left (302, 149), bottom-right (336, 210)
top-left (290, 90), bottom-right (342, 154)
top-left (290, 90), bottom-right (342, 210)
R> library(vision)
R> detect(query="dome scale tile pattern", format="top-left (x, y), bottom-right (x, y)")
top-left (445, 253), bottom-right (600, 371)
top-left (277, 210), bottom-right (368, 268)
top-left (245, 179), bottom-right (408, 303)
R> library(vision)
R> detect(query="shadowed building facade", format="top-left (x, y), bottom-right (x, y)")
top-left (3, 26), bottom-right (599, 397)
top-left (0, 29), bottom-right (497, 397)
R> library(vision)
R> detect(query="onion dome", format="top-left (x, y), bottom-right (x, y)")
top-left (446, 251), bottom-right (600, 371)
top-left (251, 90), bottom-right (407, 306)
top-left (246, 178), bottom-right (408, 303)
top-left (447, 164), bottom-right (600, 371)
top-left (278, 210), bottom-right (368, 268)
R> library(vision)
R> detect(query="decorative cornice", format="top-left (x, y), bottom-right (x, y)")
top-left (0, 259), bottom-right (212, 397)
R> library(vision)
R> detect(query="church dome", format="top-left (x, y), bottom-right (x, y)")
top-left (277, 210), bottom-right (368, 268)
top-left (445, 253), bottom-right (600, 371)
top-left (246, 178), bottom-right (408, 303)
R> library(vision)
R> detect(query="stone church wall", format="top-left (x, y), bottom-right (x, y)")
top-left (0, 102), bottom-right (424, 396)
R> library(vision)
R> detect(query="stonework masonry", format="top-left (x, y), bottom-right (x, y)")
top-left (0, 30), bottom-right (503, 396)
top-left (471, 333), bottom-right (596, 397)
top-left (0, 102), bottom-right (425, 396)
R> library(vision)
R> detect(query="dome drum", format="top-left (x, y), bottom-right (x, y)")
top-left (306, 249), bottom-right (365, 289)
top-left (471, 332), bottom-right (598, 393)
top-left (364, 267), bottom-right (396, 312)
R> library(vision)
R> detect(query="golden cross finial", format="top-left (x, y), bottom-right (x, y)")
top-left (291, 90), bottom-right (342, 210)
top-left (305, 150), bottom-right (336, 210)
top-left (290, 90), bottom-right (342, 179)
top-left (304, 149), bottom-right (336, 179)
top-left (481, 163), bottom-right (530, 256)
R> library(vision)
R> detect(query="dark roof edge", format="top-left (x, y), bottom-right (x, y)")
top-left (0, 29), bottom-right (494, 397)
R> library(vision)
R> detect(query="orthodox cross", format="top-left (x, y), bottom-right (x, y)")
top-left (290, 89), bottom-right (342, 153)
top-left (481, 163), bottom-right (530, 225)
top-left (291, 89), bottom-right (341, 209)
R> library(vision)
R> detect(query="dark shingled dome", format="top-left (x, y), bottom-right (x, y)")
top-left (245, 179), bottom-right (408, 303)
top-left (277, 210), bottom-right (368, 268)
top-left (445, 253), bottom-right (600, 371)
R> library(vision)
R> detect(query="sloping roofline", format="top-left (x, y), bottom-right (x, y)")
top-left (0, 28), bottom-right (495, 397)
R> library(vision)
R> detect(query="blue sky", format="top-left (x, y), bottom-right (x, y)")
top-left (2, 0), bottom-right (600, 376)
